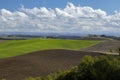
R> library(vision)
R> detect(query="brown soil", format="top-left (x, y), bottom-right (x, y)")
top-left (0, 49), bottom-right (101, 80)
top-left (82, 40), bottom-right (120, 53)
top-left (0, 40), bottom-right (8, 43)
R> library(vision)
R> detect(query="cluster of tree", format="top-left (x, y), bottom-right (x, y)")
top-left (87, 34), bottom-right (120, 40)
top-left (25, 55), bottom-right (120, 80)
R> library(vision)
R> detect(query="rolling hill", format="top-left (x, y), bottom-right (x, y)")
top-left (0, 39), bottom-right (101, 58)
top-left (0, 49), bottom-right (101, 80)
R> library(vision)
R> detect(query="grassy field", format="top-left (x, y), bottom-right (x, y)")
top-left (0, 38), bottom-right (101, 58)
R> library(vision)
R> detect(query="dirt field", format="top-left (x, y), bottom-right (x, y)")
top-left (0, 40), bottom-right (8, 43)
top-left (0, 49), bottom-right (101, 80)
top-left (82, 40), bottom-right (120, 53)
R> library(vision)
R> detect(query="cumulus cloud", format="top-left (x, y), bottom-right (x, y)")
top-left (0, 3), bottom-right (120, 36)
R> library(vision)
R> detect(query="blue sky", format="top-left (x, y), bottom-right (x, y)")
top-left (0, 0), bottom-right (120, 36)
top-left (0, 0), bottom-right (120, 14)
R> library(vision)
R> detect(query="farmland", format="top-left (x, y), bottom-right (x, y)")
top-left (0, 49), bottom-right (101, 80)
top-left (0, 39), bottom-right (101, 58)
top-left (0, 39), bottom-right (120, 80)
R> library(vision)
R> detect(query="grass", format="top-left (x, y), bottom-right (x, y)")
top-left (0, 38), bottom-right (101, 58)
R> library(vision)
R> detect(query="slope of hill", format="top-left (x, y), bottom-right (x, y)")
top-left (82, 40), bottom-right (120, 54)
top-left (0, 49), bottom-right (101, 80)
top-left (0, 39), bottom-right (101, 58)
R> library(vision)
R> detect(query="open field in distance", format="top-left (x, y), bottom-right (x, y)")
top-left (0, 39), bottom-right (101, 58)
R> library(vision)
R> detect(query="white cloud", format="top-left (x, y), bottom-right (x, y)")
top-left (0, 2), bottom-right (120, 36)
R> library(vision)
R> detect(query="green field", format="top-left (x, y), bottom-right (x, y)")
top-left (0, 39), bottom-right (101, 58)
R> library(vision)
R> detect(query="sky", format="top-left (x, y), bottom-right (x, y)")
top-left (0, 0), bottom-right (120, 36)
top-left (0, 0), bottom-right (120, 14)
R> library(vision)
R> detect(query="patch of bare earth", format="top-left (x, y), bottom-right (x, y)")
top-left (0, 40), bottom-right (8, 43)
top-left (0, 49), bottom-right (101, 80)
top-left (82, 40), bottom-right (120, 55)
